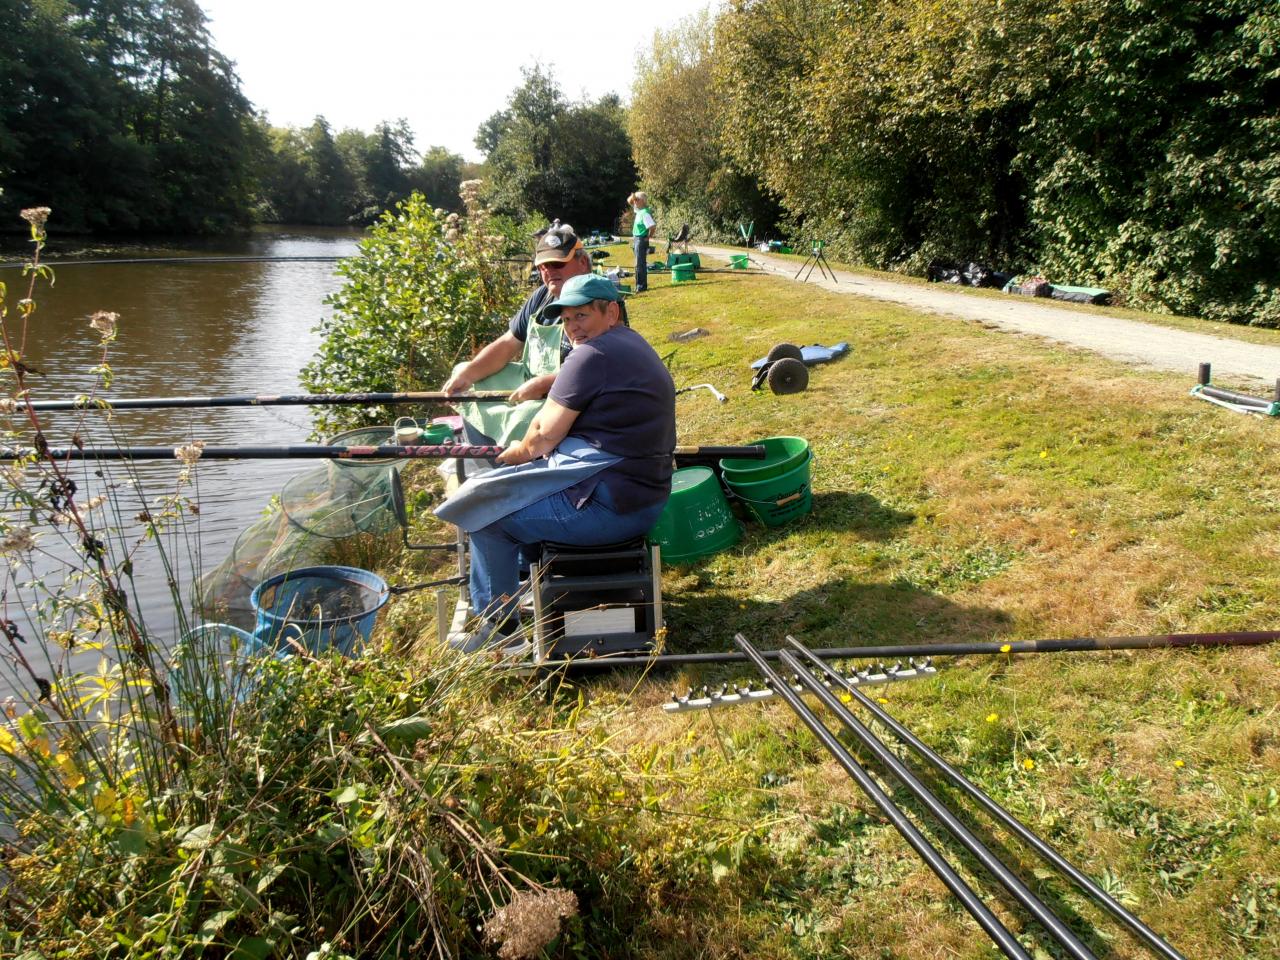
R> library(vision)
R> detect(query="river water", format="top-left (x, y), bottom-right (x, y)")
top-left (2, 227), bottom-right (363, 694)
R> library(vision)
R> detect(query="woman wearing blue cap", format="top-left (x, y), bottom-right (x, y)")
top-left (435, 273), bottom-right (676, 649)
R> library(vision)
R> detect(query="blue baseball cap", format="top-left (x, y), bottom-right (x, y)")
top-left (542, 274), bottom-right (624, 319)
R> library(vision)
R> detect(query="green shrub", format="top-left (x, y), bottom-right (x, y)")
top-left (300, 186), bottom-right (524, 437)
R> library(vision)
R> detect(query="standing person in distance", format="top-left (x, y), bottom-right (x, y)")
top-left (628, 191), bottom-right (655, 293)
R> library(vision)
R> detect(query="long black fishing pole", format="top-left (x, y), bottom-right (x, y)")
top-left (0, 256), bottom-right (533, 269)
top-left (786, 636), bottom-right (1187, 960)
top-left (0, 443), bottom-right (767, 463)
top-left (540, 628), bottom-right (1280, 672)
top-left (735, 635), bottom-right (1033, 960)
top-left (19, 390), bottom-right (516, 412)
top-left (778, 648), bottom-right (1098, 960)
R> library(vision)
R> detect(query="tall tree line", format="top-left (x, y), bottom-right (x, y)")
top-left (631, 0), bottom-right (1280, 326)
top-left (258, 117), bottom-right (475, 225)
top-left (0, 0), bottom-right (471, 233)
top-left (2, 0), bottom-right (261, 233)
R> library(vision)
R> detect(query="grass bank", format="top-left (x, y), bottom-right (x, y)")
top-left (400, 243), bottom-right (1279, 958)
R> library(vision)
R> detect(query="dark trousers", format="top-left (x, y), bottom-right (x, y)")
top-left (633, 235), bottom-right (648, 292)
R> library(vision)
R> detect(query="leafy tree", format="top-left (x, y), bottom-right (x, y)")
top-left (629, 7), bottom-right (780, 239)
top-left (476, 66), bottom-right (636, 230)
top-left (410, 145), bottom-right (467, 212)
top-left (1, 0), bottom-right (263, 233)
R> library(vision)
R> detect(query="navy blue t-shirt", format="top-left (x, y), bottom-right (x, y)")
top-left (508, 285), bottom-right (573, 362)
top-left (549, 325), bottom-right (675, 511)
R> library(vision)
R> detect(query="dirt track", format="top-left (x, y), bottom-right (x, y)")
top-left (694, 245), bottom-right (1280, 389)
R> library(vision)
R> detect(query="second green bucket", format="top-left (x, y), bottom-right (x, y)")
top-left (724, 451), bottom-right (813, 527)
top-left (649, 466), bottom-right (741, 563)
top-left (671, 263), bottom-right (696, 284)
top-left (720, 436), bottom-right (810, 484)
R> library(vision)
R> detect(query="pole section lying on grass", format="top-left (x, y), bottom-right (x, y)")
top-left (734, 635), bottom-right (1034, 960)
top-left (0, 443), bottom-right (768, 463)
top-left (540, 629), bottom-right (1280, 672)
top-left (785, 637), bottom-right (1186, 960)
top-left (19, 390), bottom-right (515, 412)
top-left (778, 648), bottom-right (1099, 960)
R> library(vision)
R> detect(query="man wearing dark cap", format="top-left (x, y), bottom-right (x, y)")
top-left (442, 223), bottom-right (592, 448)
top-left (436, 273), bottom-right (675, 650)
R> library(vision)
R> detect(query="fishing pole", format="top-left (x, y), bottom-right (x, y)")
top-left (19, 390), bottom-right (516, 412)
top-left (0, 443), bottom-right (767, 463)
top-left (778, 647), bottom-right (1099, 960)
top-left (538, 628), bottom-right (1280, 672)
top-left (735, 635), bottom-right (1034, 960)
top-left (0, 256), bottom-right (534, 269)
top-left (786, 636), bottom-right (1187, 960)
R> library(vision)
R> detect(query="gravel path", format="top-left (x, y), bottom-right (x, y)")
top-left (694, 245), bottom-right (1280, 388)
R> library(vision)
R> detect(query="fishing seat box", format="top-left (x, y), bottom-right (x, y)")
top-left (524, 537), bottom-right (663, 658)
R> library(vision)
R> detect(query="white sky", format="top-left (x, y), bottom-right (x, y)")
top-left (199, 0), bottom-right (706, 162)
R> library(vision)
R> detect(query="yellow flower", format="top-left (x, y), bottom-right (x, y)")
top-left (877, 697), bottom-right (889, 704)
top-left (0, 728), bottom-right (15, 754)
top-left (1022, 758), bottom-right (1035, 771)
top-left (1039, 450), bottom-right (1049, 459)
top-left (985, 713), bottom-right (999, 723)
top-left (839, 692), bottom-right (852, 704)
top-left (738, 603), bottom-right (746, 610)
top-left (999, 644), bottom-right (1011, 653)
top-left (1173, 759), bottom-right (1185, 769)
top-left (29, 735), bottom-right (51, 757)
top-left (1069, 528), bottom-right (1078, 537)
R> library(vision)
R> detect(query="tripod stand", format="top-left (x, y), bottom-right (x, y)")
top-left (794, 240), bottom-right (837, 283)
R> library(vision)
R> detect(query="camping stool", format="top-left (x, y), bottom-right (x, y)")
top-left (527, 537), bottom-right (662, 662)
top-left (666, 223), bottom-right (691, 257)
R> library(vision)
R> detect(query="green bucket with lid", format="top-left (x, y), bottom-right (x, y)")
top-left (720, 436), bottom-right (810, 484)
top-left (724, 451), bottom-right (813, 527)
top-left (671, 262), bottom-right (696, 284)
top-left (648, 466), bottom-right (741, 564)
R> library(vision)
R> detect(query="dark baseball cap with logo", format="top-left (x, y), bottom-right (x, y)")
top-left (533, 224), bottom-right (582, 266)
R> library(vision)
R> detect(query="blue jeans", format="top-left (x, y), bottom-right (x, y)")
top-left (633, 235), bottom-right (648, 291)
top-left (468, 483), bottom-right (666, 624)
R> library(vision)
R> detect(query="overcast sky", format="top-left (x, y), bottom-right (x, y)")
top-left (199, 0), bottom-right (705, 162)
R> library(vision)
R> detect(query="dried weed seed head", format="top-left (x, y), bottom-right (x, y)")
top-left (19, 207), bottom-right (51, 228)
top-left (89, 311), bottom-right (119, 341)
top-left (483, 888), bottom-right (579, 960)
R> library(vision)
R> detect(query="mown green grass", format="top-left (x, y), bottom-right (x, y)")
top-left (398, 244), bottom-right (1280, 958)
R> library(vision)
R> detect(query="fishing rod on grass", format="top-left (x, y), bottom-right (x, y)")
top-left (536, 628), bottom-right (1280, 673)
top-left (0, 443), bottom-right (768, 463)
top-left (785, 636), bottom-right (1187, 960)
top-left (735, 634), bottom-right (1035, 960)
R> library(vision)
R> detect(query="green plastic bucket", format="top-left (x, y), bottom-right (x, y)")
top-left (648, 466), bottom-right (741, 563)
top-left (725, 451), bottom-right (813, 527)
top-left (720, 436), bottom-right (810, 484)
top-left (671, 263), bottom-right (696, 284)
top-left (730, 254), bottom-right (749, 269)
